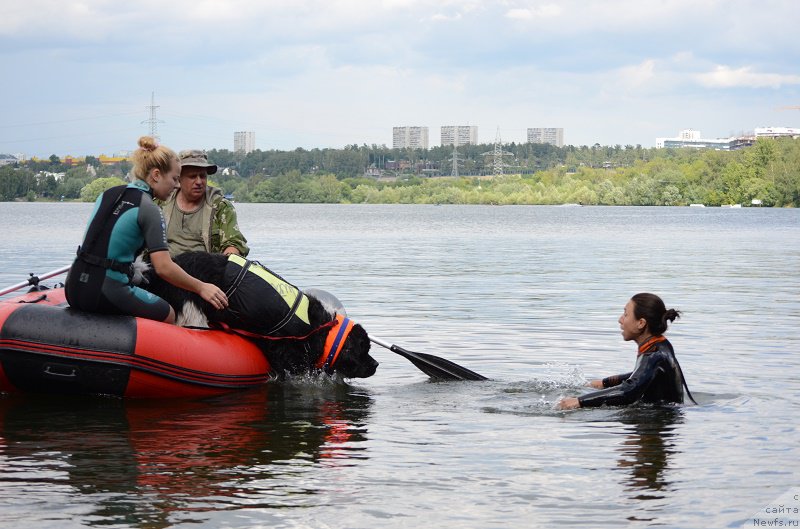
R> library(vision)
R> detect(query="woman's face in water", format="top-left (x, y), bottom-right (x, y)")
top-left (619, 299), bottom-right (646, 342)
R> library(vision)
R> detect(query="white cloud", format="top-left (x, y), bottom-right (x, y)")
top-left (696, 65), bottom-right (800, 89)
top-left (430, 12), bottom-right (463, 22)
top-left (505, 5), bottom-right (561, 20)
top-left (617, 59), bottom-right (657, 89)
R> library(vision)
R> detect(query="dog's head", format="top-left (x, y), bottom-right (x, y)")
top-left (316, 315), bottom-right (378, 379)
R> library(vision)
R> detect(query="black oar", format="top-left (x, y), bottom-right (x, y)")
top-left (369, 335), bottom-right (487, 381)
top-left (304, 288), bottom-right (487, 381)
top-left (0, 265), bottom-right (70, 297)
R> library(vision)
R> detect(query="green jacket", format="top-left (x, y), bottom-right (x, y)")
top-left (160, 186), bottom-right (249, 257)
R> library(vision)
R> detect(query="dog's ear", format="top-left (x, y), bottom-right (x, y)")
top-left (304, 295), bottom-right (333, 324)
top-left (347, 324), bottom-right (370, 353)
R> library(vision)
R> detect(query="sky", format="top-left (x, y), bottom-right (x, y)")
top-left (1, 0), bottom-right (799, 158)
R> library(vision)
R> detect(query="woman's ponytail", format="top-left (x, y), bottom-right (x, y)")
top-left (632, 293), bottom-right (681, 335)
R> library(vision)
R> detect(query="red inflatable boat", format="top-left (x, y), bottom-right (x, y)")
top-left (0, 288), bottom-right (271, 398)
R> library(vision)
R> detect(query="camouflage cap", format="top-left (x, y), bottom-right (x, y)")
top-left (179, 149), bottom-right (218, 175)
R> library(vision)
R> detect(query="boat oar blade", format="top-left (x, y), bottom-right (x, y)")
top-left (371, 337), bottom-right (487, 381)
top-left (302, 290), bottom-right (488, 381)
top-left (389, 345), bottom-right (459, 380)
top-left (393, 345), bottom-right (488, 381)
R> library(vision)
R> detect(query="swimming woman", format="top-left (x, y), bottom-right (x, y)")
top-left (65, 136), bottom-right (228, 324)
top-left (557, 293), bottom-right (695, 410)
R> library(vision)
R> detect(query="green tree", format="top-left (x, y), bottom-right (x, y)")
top-left (311, 173), bottom-right (348, 203)
top-left (36, 173), bottom-right (59, 198)
top-left (55, 166), bottom-right (93, 199)
top-left (0, 166), bottom-right (35, 200)
top-left (79, 177), bottom-right (126, 202)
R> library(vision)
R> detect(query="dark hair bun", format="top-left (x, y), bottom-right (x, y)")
top-left (663, 308), bottom-right (682, 323)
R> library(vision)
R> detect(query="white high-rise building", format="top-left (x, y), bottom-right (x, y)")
top-left (234, 131), bottom-right (255, 154)
top-left (441, 126), bottom-right (478, 146)
top-left (393, 126), bottom-right (429, 149)
top-left (527, 128), bottom-right (564, 147)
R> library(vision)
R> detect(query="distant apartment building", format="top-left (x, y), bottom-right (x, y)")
top-left (441, 125), bottom-right (478, 147)
top-left (655, 129), bottom-right (752, 150)
top-left (393, 126), bottom-right (429, 149)
top-left (234, 131), bottom-right (255, 154)
top-left (527, 128), bottom-right (564, 147)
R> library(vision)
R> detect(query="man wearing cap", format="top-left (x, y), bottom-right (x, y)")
top-left (160, 149), bottom-right (249, 258)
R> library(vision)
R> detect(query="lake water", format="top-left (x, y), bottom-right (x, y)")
top-left (0, 202), bottom-right (798, 528)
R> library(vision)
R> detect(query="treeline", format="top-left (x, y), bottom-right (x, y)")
top-left (207, 141), bottom-right (575, 179)
top-left (0, 161), bottom-right (129, 202)
top-left (212, 138), bottom-right (799, 207)
top-left (1, 138), bottom-right (798, 206)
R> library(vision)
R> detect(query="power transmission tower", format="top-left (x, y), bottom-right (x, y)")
top-left (141, 91), bottom-right (164, 140)
top-left (450, 137), bottom-right (462, 177)
top-left (493, 127), bottom-right (504, 176)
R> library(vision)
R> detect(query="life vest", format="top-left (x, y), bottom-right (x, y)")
top-left (216, 254), bottom-right (312, 336)
top-left (66, 185), bottom-right (144, 309)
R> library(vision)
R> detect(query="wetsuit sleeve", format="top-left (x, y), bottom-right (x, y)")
top-left (602, 373), bottom-right (632, 388)
top-left (578, 354), bottom-right (664, 408)
top-left (211, 199), bottom-right (249, 256)
top-left (138, 195), bottom-right (170, 253)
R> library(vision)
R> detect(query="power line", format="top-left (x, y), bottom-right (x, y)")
top-left (0, 111), bottom-right (142, 129)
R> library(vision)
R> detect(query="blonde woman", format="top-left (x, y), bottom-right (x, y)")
top-left (65, 136), bottom-right (227, 323)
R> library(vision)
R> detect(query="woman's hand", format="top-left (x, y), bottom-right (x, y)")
top-left (585, 379), bottom-right (604, 389)
top-left (198, 282), bottom-right (228, 310)
top-left (556, 397), bottom-right (581, 410)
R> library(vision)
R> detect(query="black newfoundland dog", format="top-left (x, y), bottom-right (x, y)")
top-left (140, 252), bottom-right (378, 380)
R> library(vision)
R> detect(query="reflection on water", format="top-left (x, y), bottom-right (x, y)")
top-left (0, 383), bottom-right (373, 527)
top-left (613, 407), bottom-right (682, 500)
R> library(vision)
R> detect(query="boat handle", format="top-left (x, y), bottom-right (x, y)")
top-left (44, 364), bottom-right (77, 378)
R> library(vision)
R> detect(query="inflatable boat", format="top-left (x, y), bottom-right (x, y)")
top-left (0, 287), bottom-right (271, 398)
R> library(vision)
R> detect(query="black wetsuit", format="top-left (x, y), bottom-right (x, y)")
top-left (578, 336), bottom-right (687, 408)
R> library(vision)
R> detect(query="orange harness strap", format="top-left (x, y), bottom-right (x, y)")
top-left (316, 314), bottom-right (355, 372)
